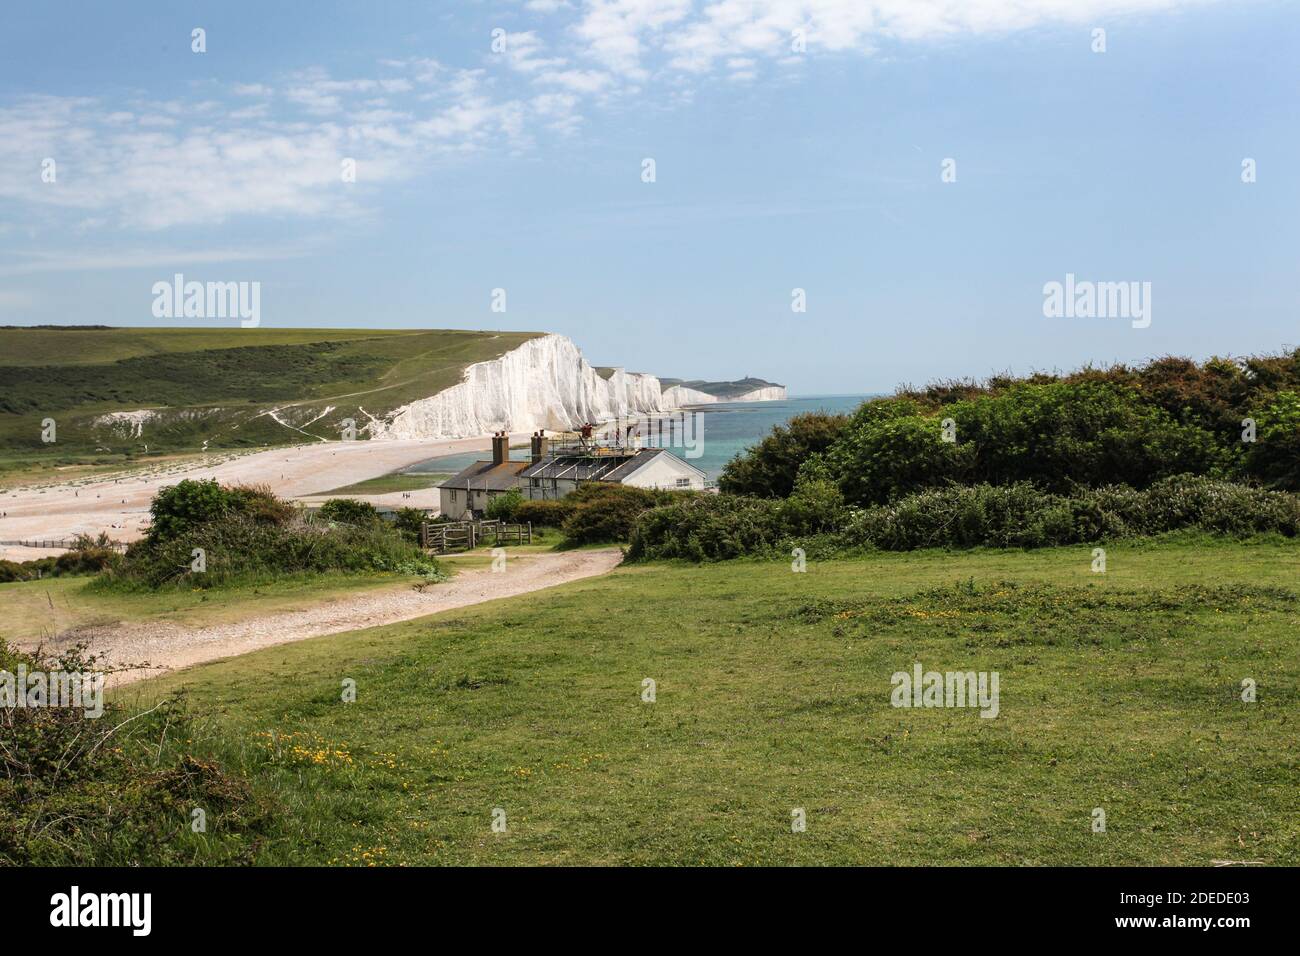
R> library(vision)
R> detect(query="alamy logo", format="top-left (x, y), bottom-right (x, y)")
top-left (1042, 273), bottom-right (1151, 329)
top-left (151, 273), bottom-right (261, 327)
top-left (50, 886), bottom-right (151, 936)
top-left (0, 664), bottom-right (103, 718)
top-left (891, 662), bottom-right (1000, 718)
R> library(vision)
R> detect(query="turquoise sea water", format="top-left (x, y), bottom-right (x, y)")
top-left (406, 394), bottom-right (875, 481)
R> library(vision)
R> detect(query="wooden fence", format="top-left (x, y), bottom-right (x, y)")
top-left (0, 537), bottom-right (129, 552)
top-left (420, 520), bottom-right (532, 554)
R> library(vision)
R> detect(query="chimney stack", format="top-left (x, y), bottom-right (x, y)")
top-left (530, 430), bottom-right (549, 463)
top-left (491, 431), bottom-right (508, 466)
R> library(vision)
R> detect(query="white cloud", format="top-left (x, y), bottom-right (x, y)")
top-left (569, 0), bottom-right (1214, 78)
top-left (0, 1), bottom-right (1217, 235)
top-left (0, 62), bottom-right (537, 231)
top-left (0, 246), bottom-right (310, 276)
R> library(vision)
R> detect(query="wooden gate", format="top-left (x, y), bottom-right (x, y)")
top-left (421, 520), bottom-right (532, 554)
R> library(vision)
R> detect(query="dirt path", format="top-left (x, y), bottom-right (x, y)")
top-left (43, 548), bottom-right (623, 687)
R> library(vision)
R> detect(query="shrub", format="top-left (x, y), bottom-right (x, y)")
top-left (0, 534), bottom-right (120, 584)
top-left (839, 477), bottom-right (1300, 552)
top-left (102, 486), bottom-right (443, 590)
top-left (627, 477), bottom-right (1300, 561)
top-left (781, 471), bottom-right (847, 535)
top-left (227, 483), bottom-right (294, 526)
top-left (390, 506), bottom-right (429, 543)
top-left (822, 382), bottom-right (1232, 506)
top-left (626, 494), bottom-right (788, 561)
top-left (513, 498), bottom-right (574, 528)
top-left (316, 497), bottom-right (380, 526)
top-left (148, 478), bottom-right (234, 541)
top-left (0, 641), bottom-right (270, 865)
top-left (560, 484), bottom-right (678, 545)
top-left (1246, 390), bottom-right (1300, 491)
top-left (719, 411), bottom-right (849, 498)
top-left (485, 487), bottom-right (524, 521)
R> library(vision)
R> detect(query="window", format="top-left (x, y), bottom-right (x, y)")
top-left (675, 478), bottom-right (690, 488)
top-left (450, 490), bottom-right (458, 502)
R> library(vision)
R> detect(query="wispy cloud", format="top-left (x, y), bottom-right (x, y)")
top-left (0, 246), bottom-right (311, 276)
top-left (0, 1), bottom-right (1217, 235)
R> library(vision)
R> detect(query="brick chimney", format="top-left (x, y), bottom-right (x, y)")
top-left (530, 430), bottom-right (549, 463)
top-left (491, 431), bottom-right (508, 466)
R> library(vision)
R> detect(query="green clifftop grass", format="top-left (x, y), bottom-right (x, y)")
top-left (0, 327), bottom-right (541, 458)
top-left (126, 535), bottom-right (1300, 866)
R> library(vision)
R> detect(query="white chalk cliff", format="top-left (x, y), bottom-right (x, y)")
top-left (365, 334), bottom-right (660, 440)
top-left (662, 384), bottom-right (788, 405)
top-left (365, 333), bottom-right (785, 440)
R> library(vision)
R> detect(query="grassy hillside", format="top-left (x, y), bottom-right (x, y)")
top-left (125, 535), bottom-right (1300, 866)
top-left (0, 327), bottom-right (541, 462)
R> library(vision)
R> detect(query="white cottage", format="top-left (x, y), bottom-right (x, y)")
top-left (437, 429), bottom-right (707, 518)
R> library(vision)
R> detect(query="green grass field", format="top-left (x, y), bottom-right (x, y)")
top-left (0, 327), bottom-right (540, 458)
top-left (122, 534), bottom-right (1300, 866)
top-left (317, 473), bottom-right (450, 496)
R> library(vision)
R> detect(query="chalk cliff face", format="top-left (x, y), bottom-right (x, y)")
top-left (366, 334), bottom-right (670, 440)
top-left (662, 385), bottom-right (788, 405)
top-left (364, 333), bottom-right (788, 440)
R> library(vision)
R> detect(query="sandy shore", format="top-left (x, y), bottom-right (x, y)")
top-left (0, 432), bottom-right (527, 560)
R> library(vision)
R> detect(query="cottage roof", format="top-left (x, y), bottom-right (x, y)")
top-left (437, 459), bottom-right (530, 492)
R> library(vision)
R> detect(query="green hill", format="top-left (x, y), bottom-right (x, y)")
top-left (659, 376), bottom-right (783, 399)
top-left (0, 327), bottom-right (541, 458)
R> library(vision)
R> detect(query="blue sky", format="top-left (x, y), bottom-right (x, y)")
top-left (1, 0), bottom-right (1296, 393)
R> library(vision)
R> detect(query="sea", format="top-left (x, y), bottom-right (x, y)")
top-left (405, 394), bottom-right (876, 481)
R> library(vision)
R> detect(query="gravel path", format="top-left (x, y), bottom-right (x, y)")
top-left (43, 548), bottom-right (623, 687)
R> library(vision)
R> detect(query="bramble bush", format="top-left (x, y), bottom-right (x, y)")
top-left (721, 350), bottom-right (1300, 507)
top-left (627, 476), bottom-right (1300, 560)
top-left (485, 487), bottom-right (524, 521)
top-left (101, 485), bottom-right (442, 590)
top-left (316, 497), bottom-right (380, 526)
top-left (0, 641), bottom-right (270, 865)
top-left (560, 484), bottom-right (684, 545)
top-left (718, 411), bottom-right (848, 498)
top-left (0, 533), bottom-right (120, 584)
top-left (513, 498), bottom-right (574, 528)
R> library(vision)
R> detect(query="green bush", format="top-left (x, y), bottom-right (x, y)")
top-left (227, 483), bottom-right (294, 526)
top-left (485, 487), bottom-right (524, 521)
top-left (390, 506), bottom-right (429, 543)
top-left (513, 498), bottom-right (574, 528)
top-left (822, 382), bottom-right (1230, 506)
top-left (1246, 390), bottom-right (1300, 491)
top-left (102, 485), bottom-right (444, 590)
top-left (627, 494), bottom-right (789, 561)
top-left (147, 479), bottom-right (294, 542)
top-left (0, 640), bottom-right (270, 865)
top-left (0, 534), bottom-right (120, 584)
top-left (840, 477), bottom-right (1300, 551)
top-left (148, 478), bottom-right (234, 541)
top-left (103, 513), bottom-right (443, 589)
top-left (627, 477), bottom-right (1300, 561)
top-left (560, 484), bottom-right (679, 545)
top-left (316, 498), bottom-right (380, 526)
top-left (719, 411), bottom-right (849, 498)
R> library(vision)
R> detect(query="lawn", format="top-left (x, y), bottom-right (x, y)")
top-left (126, 534), bottom-right (1300, 866)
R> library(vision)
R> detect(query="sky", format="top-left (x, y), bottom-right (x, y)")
top-left (0, 0), bottom-right (1297, 394)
